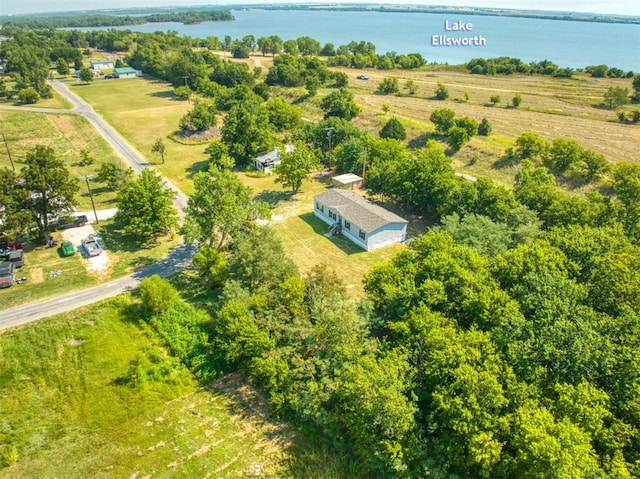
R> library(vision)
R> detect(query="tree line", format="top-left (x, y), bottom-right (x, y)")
top-left (0, 10), bottom-right (233, 28)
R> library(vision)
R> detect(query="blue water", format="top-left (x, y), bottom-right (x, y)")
top-left (92, 9), bottom-right (640, 70)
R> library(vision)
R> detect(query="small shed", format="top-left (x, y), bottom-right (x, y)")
top-left (255, 145), bottom-right (295, 174)
top-left (114, 67), bottom-right (139, 79)
top-left (332, 173), bottom-right (363, 190)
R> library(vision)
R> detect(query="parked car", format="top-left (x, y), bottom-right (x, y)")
top-left (82, 236), bottom-right (102, 257)
top-left (61, 241), bottom-right (76, 257)
top-left (0, 261), bottom-right (14, 288)
top-left (357, 74), bottom-right (369, 80)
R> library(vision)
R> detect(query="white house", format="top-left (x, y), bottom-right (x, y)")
top-left (90, 59), bottom-right (114, 71)
top-left (314, 189), bottom-right (408, 251)
top-left (255, 145), bottom-right (295, 174)
top-left (114, 67), bottom-right (140, 78)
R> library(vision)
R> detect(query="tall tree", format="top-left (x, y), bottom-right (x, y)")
top-left (274, 144), bottom-right (319, 193)
top-left (151, 138), bottom-right (166, 163)
top-left (221, 98), bottom-right (276, 162)
top-left (0, 168), bottom-right (32, 238)
top-left (182, 166), bottom-right (269, 248)
top-left (114, 168), bottom-right (178, 239)
top-left (379, 116), bottom-right (407, 140)
top-left (22, 145), bottom-right (78, 243)
top-left (320, 88), bottom-right (361, 120)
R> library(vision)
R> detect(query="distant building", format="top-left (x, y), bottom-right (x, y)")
top-left (255, 145), bottom-right (295, 174)
top-left (90, 59), bottom-right (114, 71)
top-left (314, 188), bottom-right (408, 251)
top-left (332, 173), bottom-right (363, 190)
top-left (114, 67), bottom-right (140, 78)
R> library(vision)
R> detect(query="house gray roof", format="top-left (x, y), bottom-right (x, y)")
top-left (315, 188), bottom-right (407, 233)
top-left (256, 145), bottom-right (295, 166)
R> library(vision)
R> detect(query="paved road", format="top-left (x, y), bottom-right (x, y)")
top-left (0, 244), bottom-right (196, 330)
top-left (0, 81), bottom-right (195, 331)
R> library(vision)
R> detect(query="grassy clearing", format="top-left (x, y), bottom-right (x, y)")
top-left (0, 295), bottom-right (347, 478)
top-left (0, 110), bottom-right (124, 210)
top-left (0, 82), bottom-right (73, 110)
top-left (68, 78), bottom-right (204, 195)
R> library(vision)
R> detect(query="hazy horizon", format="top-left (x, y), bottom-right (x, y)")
top-left (2, 1), bottom-right (639, 17)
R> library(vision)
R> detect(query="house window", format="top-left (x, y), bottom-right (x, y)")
top-left (316, 202), bottom-right (324, 212)
top-left (344, 220), bottom-right (350, 230)
top-left (329, 211), bottom-right (336, 221)
top-left (359, 229), bottom-right (366, 240)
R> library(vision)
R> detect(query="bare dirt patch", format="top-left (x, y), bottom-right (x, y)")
top-left (30, 267), bottom-right (44, 284)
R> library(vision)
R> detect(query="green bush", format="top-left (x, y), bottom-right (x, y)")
top-left (140, 275), bottom-right (178, 313)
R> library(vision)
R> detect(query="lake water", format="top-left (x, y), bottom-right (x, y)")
top-left (99, 9), bottom-right (640, 71)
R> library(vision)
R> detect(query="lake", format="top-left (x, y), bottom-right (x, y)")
top-left (96, 9), bottom-right (640, 71)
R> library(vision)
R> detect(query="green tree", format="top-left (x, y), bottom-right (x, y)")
top-left (579, 150), bottom-right (609, 181)
top-left (140, 275), bottom-right (178, 313)
top-left (332, 71), bottom-right (348, 88)
top-left (512, 93), bottom-right (523, 107)
top-left (404, 79), bottom-right (417, 95)
top-left (17, 87), bottom-right (39, 104)
top-left (96, 162), bottom-right (133, 191)
top-left (206, 140), bottom-right (235, 170)
top-left (376, 76), bottom-right (399, 94)
top-left (192, 244), bottom-right (228, 288)
top-left (604, 86), bottom-right (629, 109)
top-left (227, 226), bottom-right (298, 294)
top-left (79, 148), bottom-right (95, 166)
top-left (56, 57), bottom-right (70, 75)
top-left (179, 99), bottom-right (216, 132)
top-left (490, 94), bottom-right (501, 105)
top-left (513, 132), bottom-right (546, 161)
top-left (22, 145), bottom-right (78, 243)
top-left (151, 138), bottom-right (166, 164)
top-left (274, 144), bottom-right (319, 193)
top-left (114, 168), bottom-right (178, 239)
top-left (320, 88), bottom-right (361, 120)
top-left (434, 82), bottom-right (449, 100)
top-left (265, 97), bottom-right (302, 131)
top-left (305, 74), bottom-right (320, 96)
top-left (182, 166), bottom-right (269, 248)
top-left (446, 126), bottom-right (469, 151)
top-left (430, 108), bottom-right (456, 134)
top-left (221, 99), bottom-right (277, 162)
top-left (79, 67), bottom-right (94, 83)
top-left (379, 116), bottom-right (407, 140)
top-left (544, 138), bottom-right (583, 172)
top-left (454, 116), bottom-right (479, 137)
top-left (478, 118), bottom-right (492, 136)
top-left (0, 168), bottom-right (32, 238)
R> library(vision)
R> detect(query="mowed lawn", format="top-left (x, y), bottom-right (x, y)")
top-left (0, 110), bottom-right (124, 211)
top-left (69, 78), bottom-right (205, 195)
top-left (0, 295), bottom-right (347, 478)
top-left (242, 171), bottom-right (410, 297)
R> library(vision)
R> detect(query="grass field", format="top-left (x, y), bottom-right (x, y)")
top-left (0, 295), bottom-right (347, 478)
top-left (68, 78), bottom-right (203, 195)
top-left (0, 110), bottom-right (125, 210)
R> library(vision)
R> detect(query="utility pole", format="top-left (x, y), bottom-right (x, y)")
top-left (2, 133), bottom-right (15, 172)
top-left (85, 176), bottom-right (99, 224)
top-left (362, 146), bottom-right (367, 185)
top-left (324, 127), bottom-right (334, 169)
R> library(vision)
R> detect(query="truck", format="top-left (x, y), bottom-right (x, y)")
top-left (7, 249), bottom-right (24, 268)
top-left (0, 262), bottom-right (14, 288)
top-left (82, 236), bottom-right (103, 257)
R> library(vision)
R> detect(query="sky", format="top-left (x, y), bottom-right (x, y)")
top-left (1, 1), bottom-right (639, 17)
